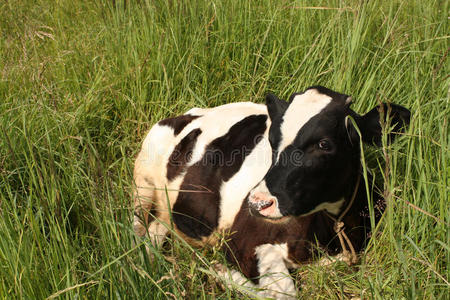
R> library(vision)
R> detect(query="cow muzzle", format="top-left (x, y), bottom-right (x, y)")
top-left (248, 182), bottom-right (283, 218)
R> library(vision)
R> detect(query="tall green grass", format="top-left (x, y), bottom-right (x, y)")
top-left (0, 0), bottom-right (448, 298)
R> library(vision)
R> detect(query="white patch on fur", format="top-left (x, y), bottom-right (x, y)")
top-left (254, 243), bottom-right (297, 299)
top-left (308, 197), bottom-right (345, 216)
top-left (248, 181), bottom-right (283, 218)
top-left (218, 128), bottom-right (272, 229)
top-left (139, 124), bottom-right (176, 171)
top-left (186, 103), bottom-right (268, 166)
top-left (185, 107), bottom-right (210, 115)
top-left (277, 89), bottom-right (332, 160)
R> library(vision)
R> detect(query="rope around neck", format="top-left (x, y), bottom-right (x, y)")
top-left (325, 170), bottom-right (361, 265)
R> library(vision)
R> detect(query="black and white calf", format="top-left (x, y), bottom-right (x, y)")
top-left (133, 86), bottom-right (410, 298)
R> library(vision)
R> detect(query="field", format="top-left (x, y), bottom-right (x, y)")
top-left (0, 0), bottom-right (448, 299)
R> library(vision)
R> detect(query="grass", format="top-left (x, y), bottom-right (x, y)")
top-left (0, 0), bottom-right (448, 298)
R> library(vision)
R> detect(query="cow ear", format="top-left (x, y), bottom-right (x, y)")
top-left (350, 103), bottom-right (411, 146)
top-left (266, 93), bottom-right (288, 120)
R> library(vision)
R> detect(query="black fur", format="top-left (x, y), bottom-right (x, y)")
top-left (159, 114), bottom-right (200, 135)
top-left (167, 128), bottom-right (202, 181)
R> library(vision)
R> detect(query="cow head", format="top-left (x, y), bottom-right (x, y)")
top-left (248, 86), bottom-right (410, 218)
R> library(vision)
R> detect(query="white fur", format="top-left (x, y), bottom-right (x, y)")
top-left (277, 89), bottom-right (332, 161)
top-left (218, 127), bottom-right (272, 229)
top-left (254, 243), bottom-right (297, 299)
top-left (185, 107), bottom-right (211, 115)
top-left (138, 124), bottom-right (175, 180)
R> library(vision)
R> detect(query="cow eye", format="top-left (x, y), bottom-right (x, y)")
top-left (318, 139), bottom-right (332, 151)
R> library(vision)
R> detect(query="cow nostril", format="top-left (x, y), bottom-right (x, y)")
top-left (260, 199), bottom-right (274, 210)
top-left (249, 197), bottom-right (275, 212)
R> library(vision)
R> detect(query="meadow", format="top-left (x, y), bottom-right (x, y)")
top-left (0, 0), bottom-right (448, 298)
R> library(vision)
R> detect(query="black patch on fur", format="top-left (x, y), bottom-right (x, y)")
top-left (166, 128), bottom-right (202, 181)
top-left (268, 116), bottom-right (283, 159)
top-left (159, 114), bottom-right (200, 135)
top-left (172, 114), bottom-right (268, 240)
top-left (266, 93), bottom-right (288, 121)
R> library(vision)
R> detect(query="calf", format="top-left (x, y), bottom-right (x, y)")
top-left (133, 86), bottom-right (410, 298)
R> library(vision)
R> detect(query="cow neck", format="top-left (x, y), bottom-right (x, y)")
top-left (325, 166), bottom-right (361, 265)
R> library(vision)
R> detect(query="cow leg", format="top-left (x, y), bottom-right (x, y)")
top-left (218, 244), bottom-right (296, 299)
top-left (254, 243), bottom-right (297, 299)
top-left (315, 252), bottom-right (350, 267)
top-left (133, 175), bottom-right (168, 246)
top-left (133, 188), bottom-right (154, 238)
top-left (215, 263), bottom-right (257, 290)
